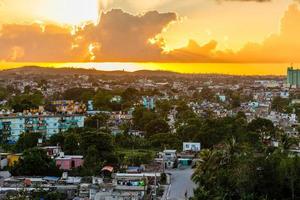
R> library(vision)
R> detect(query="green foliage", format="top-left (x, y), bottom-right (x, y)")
top-left (192, 139), bottom-right (300, 200)
top-left (80, 131), bottom-right (118, 164)
top-left (156, 100), bottom-right (172, 119)
top-left (14, 132), bottom-right (44, 153)
top-left (85, 113), bottom-right (110, 129)
top-left (93, 90), bottom-right (113, 110)
top-left (5, 190), bottom-right (67, 200)
top-left (115, 133), bottom-right (149, 149)
top-left (63, 133), bottom-right (80, 155)
top-left (63, 88), bottom-right (95, 103)
top-left (121, 87), bottom-right (139, 104)
top-left (145, 118), bottom-right (170, 138)
top-left (149, 133), bottom-right (181, 150)
top-left (10, 148), bottom-right (61, 176)
top-left (247, 118), bottom-right (276, 141)
top-left (48, 132), bottom-right (65, 147)
top-left (82, 145), bottom-right (103, 176)
top-left (271, 96), bottom-right (290, 113)
top-left (176, 117), bottom-right (202, 142)
top-left (9, 93), bottom-right (44, 112)
top-left (132, 107), bottom-right (157, 130)
top-left (0, 86), bottom-right (9, 100)
top-left (118, 149), bottom-right (154, 166)
top-left (199, 87), bottom-right (215, 101)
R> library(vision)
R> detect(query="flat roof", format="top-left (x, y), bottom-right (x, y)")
top-left (163, 150), bottom-right (177, 153)
top-left (115, 173), bottom-right (161, 178)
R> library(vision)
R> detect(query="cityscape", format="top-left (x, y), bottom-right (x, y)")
top-left (0, 0), bottom-right (300, 200)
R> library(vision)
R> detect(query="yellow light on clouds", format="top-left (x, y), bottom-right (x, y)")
top-left (31, 0), bottom-right (100, 25)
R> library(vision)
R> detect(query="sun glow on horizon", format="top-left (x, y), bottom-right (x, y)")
top-left (0, 62), bottom-right (292, 76)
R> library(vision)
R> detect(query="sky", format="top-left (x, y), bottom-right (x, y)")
top-left (0, 0), bottom-right (300, 71)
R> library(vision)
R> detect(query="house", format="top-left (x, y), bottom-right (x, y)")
top-left (55, 152), bottom-right (83, 170)
top-left (183, 142), bottom-right (201, 152)
top-left (163, 150), bottom-right (177, 169)
top-left (0, 153), bottom-right (23, 168)
top-left (41, 146), bottom-right (62, 157)
top-left (218, 95), bottom-right (226, 102)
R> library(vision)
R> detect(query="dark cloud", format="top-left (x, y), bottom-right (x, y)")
top-left (0, 9), bottom-right (177, 62)
top-left (76, 9), bottom-right (177, 62)
top-left (164, 40), bottom-right (221, 62)
top-left (0, 24), bottom-right (79, 62)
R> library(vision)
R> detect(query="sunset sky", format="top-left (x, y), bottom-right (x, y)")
top-left (0, 0), bottom-right (300, 74)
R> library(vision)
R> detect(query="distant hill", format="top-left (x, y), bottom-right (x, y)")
top-left (0, 66), bottom-right (181, 77)
top-left (0, 66), bottom-right (285, 79)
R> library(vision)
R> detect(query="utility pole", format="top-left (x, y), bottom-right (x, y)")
top-left (143, 174), bottom-right (147, 200)
top-left (154, 172), bottom-right (157, 200)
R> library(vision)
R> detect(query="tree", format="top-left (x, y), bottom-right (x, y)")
top-left (115, 133), bottom-right (149, 149)
top-left (145, 119), bottom-right (170, 138)
top-left (176, 117), bottom-right (202, 142)
top-left (48, 132), bottom-right (65, 147)
top-left (63, 133), bottom-right (79, 155)
top-left (156, 100), bottom-right (172, 119)
top-left (149, 133), bottom-right (181, 150)
top-left (0, 87), bottom-right (9, 101)
top-left (230, 93), bottom-right (241, 108)
top-left (63, 88), bottom-right (95, 103)
top-left (271, 96), bottom-right (290, 113)
top-left (82, 145), bottom-right (103, 175)
top-left (132, 107), bottom-right (157, 130)
top-left (14, 132), bottom-right (44, 153)
top-left (248, 118), bottom-right (276, 141)
top-left (10, 148), bottom-right (61, 176)
top-left (121, 87), bottom-right (139, 104)
top-left (93, 90), bottom-right (113, 110)
top-left (199, 87), bottom-right (215, 102)
top-left (85, 113), bottom-right (110, 129)
top-left (9, 93), bottom-right (44, 112)
top-left (79, 131), bottom-right (118, 165)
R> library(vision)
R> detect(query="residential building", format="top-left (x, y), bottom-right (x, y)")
top-left (55, 153), bottom-right (84, 170)
top-left (183, 142), bottom-right (201, 152)
top-left (142, 96), bottom-right (155, 110)
top-left (287, 67), bottom-right (300, 87)
top-left (0, 114), bottom-right (85, 141)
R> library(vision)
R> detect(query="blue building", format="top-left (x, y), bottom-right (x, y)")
top-left (0, 114), bottom-right (85, 142)
top-left (287, 67), bottom-right (300, 87)
top-left (142, 96), bottom-right (155, 110)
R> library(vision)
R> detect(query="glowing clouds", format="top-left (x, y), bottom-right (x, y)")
top-left (1, 3), bottom-right (300, 63)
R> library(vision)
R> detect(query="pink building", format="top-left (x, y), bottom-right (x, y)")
top-left (55, 154), bottom-right (83, 170)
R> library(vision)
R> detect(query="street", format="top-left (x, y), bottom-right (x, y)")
top-left (166, 167), bottom-right (196, 200)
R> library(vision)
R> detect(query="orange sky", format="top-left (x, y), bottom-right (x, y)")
top-left (0, 0), bottom-right (300, 73)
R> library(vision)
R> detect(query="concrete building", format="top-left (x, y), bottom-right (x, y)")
top-left (142, 96), bottom-right (155, 110)
top-left (0, 114), bottom-right (85, 142)
top-left (55, 153), bottom-right (84, 171)
top-left (183, 142), bottom-right (201, 152)
top-left (163, 150), bottom-right (177, 169)
top-left (287, 67), bottom-right (300, 87)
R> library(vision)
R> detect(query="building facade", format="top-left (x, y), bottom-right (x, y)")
top-left (142, 96), bottom-right (155, 110)
top-left (0, 114), bottom-right (85, 142)
top-left (287, 67), bottom-right (300, 87)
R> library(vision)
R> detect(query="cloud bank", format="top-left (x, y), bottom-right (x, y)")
top-left (0, 3), bottom-right (300, 63)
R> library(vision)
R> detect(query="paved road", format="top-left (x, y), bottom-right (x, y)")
top-left (166, 167), bottom-right (196, 200)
